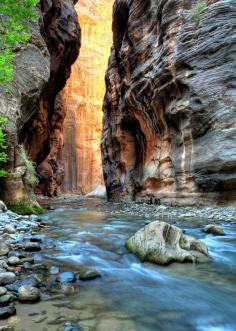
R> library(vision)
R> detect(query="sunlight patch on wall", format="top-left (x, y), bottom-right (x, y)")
top-left (61, 0), bottom-right (113, 194)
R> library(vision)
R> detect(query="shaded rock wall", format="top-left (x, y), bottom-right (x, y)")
top-left (102, 0), bottom-right (236, 205)
top-left (0, 16), bottom-right (50, 204)
top-left (21, 0), bottom-right (81, 197)
top-left (0, 0), bottom-right (81, 202)
top-left (61, 0), bottom-right (113, 195)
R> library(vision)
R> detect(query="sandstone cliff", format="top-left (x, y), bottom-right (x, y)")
top-left (0, 12), bottom-right (50, 204)
top-left (102, 0), bottom-right (236, 205)
top-left (61, 0), bottom-right (113, 195)
top-left (0, 0), bottom-right (81, 202)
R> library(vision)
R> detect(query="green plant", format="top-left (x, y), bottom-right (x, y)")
top-left (192, 1), bottom-right (208, 28)
top-left (7, 203), bottom-right (45, 215)
top-left (19, 144), bottom-right (39, 186)
top-left (0, 117), bottom-right (8, 177)
top-left (0, 0), bottom-right (39, 86)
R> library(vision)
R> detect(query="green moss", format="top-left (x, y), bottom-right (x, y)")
top-left (7, 203), bottom-right (45, 215)
top-left (191, 1), bottom-right (208, 28)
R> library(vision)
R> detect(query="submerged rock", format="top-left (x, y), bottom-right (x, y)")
top-left (6, 276), bottom-right (39, 293)
top-left (24, 242), bottom-right (41, 252)
top-left (78, 269), bottom-right (101, 281)
top-left (50, 266), bottom-right (60, 275)
top-left (56, 272), bottom-right (76, 283)
top-left (203, 225), bottom-right (225, 236)
top-left (125, 221), bottom-right (209, 265)
top-left (0, 306), bottom-right (16, 319)
top-left (18, 285), bottom-right (40, 302)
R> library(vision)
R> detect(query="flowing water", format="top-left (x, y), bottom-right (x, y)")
top-left (4, 201), bottom-right (236, 331)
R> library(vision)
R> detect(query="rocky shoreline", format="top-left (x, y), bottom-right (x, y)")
top-left (0, 196), bottom-right (235, 330)
top-left (0, 200), bottom-right (102, 330)
top-left (38, 195), bottom-right (236, 223)
top-left (0, 201), bottom-right (49, 323)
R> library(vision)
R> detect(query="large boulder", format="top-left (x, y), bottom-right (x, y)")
top-left (125, 221), bottom-right (209, 265)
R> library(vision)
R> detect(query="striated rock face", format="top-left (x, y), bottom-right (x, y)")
top-left (21, 0), bottom-right (81, 197)
top-left (0, 17), bottom-right (50, 204)
top-left (0, 0), bottom-right (81, 201)
top-left (61, 0), bottom-right (113, 195)
top-left (102, 0), bottom-right (236, 205)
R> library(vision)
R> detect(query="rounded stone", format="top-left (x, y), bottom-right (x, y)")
top-left (0, 306), bottom-right (16, 319)
top-left (203, 224), bottom-right (225, 236)
top-left (0, 294), bottom-right (14, 305)
top-left (3, 226), bottom-right (15, 235)
top-left (0, 243), bottom-right (9, 257)
top-left (78, 270), bottom-right (101, 281)
top-left (0, 287), bottom-right (7, 296)
top-left (7, 257), bottom-right (20, 266)
top-left (18, 285), bottom-right (40, 302)
top-left (0, 273), bottom-right (16, 286)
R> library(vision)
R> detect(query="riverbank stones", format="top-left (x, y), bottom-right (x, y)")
top-left (6, 276), bottom-right (39, 293)
top-left (0, 273), bottom-right (16, 286)
top-left (0, 243), bottom-right (9, 257)
top-left (18, 285), bottom-right (40, 302)
top-left (3, 226), bottom-right (15, 235)
top-left (0, 288), bottom-right (7, 296)
top-left (7, 257), bottom-right (20, 266)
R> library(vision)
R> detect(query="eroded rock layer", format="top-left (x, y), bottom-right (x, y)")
top-left (21, 0), bottom-right (81, 197)
top-left (61, 0), bottom-right (113, 195)
top-left (102, 0), bottom-right (236, 205)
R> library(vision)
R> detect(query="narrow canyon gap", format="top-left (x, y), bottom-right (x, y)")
top-left (61, 0), bottom-right (113, 195)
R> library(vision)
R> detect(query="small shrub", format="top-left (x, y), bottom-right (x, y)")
top-left (0, 0), bottom-right (39, 87)
top-left (19, 144), bottom-right (39, 186)
top-left (0, 117), bottom-right (8, 177)
top-left (7, 203), bottom-right (45, 215)
top-left (192, 1), bottom-right (208, 28)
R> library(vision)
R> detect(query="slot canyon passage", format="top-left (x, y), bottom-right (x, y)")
top-left (0, 0), bottom-right (235, 331)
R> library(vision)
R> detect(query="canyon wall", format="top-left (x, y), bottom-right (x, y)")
top-left (102, 0), bottom-right (236, 205)
top-left (61, 0), bottom-right (113, 195)
top-left (0, 0), bottom-right (81, 203)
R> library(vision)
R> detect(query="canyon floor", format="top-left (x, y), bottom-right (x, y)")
top-left (0, 197), bottom-right (235, 331)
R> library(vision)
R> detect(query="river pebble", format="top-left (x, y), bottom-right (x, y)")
top-left (18, 285), bottom-right (40, 302)
top-left (0, 273), bottom-right (16, 286)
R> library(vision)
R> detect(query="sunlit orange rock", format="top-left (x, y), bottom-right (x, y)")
top-left (61, 0), bottom-right (113, 194)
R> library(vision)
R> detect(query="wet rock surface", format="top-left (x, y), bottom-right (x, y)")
top-left (126, 221), bottom-right (209, 265)
top-left (18, 285), bottom-right (40, 302)
top-left (203, 224), bottom-right (225, 236)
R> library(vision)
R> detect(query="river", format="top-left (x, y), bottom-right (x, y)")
top-left (4, 200), bottom-right (236, 331)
